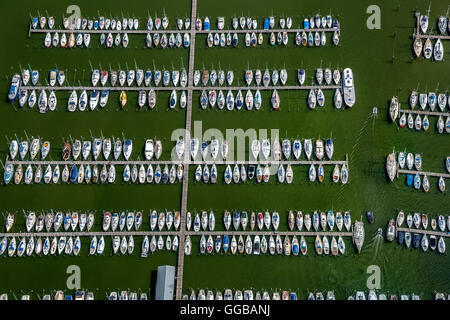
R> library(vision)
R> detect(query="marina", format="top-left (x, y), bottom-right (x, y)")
top-left (1, 0), bottom-right (450, 301)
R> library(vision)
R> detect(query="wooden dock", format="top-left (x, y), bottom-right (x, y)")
top-left (28, 26), bottom-right (340, 36)
top-left (175, 0), bottom-right (197, 300)
top-left (195, 28), bottom-right (339, 34)
top-left (397, 169), bottom-right (450, 179)
top-left (18, 84), bottom-right (340, 92)
top-left (396, 227), bottom-right (450, 238)
top-left (399, 107), bottom-right (450, 118)
top-left (0, 230), bottom-right (353, 238)
top-left (4, 158), bottom-right (349, 167)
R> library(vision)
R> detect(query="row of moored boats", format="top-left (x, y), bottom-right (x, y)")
top-left (204, 29), bottom-right (339, 48)
top-left (43, 31), bottom-right (191, 49)
top-left (4, 162), bottom-right (184, 185)
top-left (390, 94), bottom-right (450, 133)
top-left (184, 289), bottom-right (430, 300)
top-left (198, 233), bottom-right (346, 256)
top-left (187, 210), bottom-right (352, 232)
top-left (385, 211), bottom-right (448, 253)
top-left (414, 14), bottom-right (447, 60)
top-left (195, 15), bottom-right (339, 31)
top-left (386, 152), bottom-right (447, 192)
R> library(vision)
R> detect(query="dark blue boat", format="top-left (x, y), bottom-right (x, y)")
top-left (161, 168), bottom-right (168, 183)
top-left (397, 231), bottom-right (404, 244)
top-left (263, 18), bottom-right (269, 30)
top-left (366, 210), bottom-right (374, 224)
top-left (223, 235), bottom-right (229, 251)
top-left (70, 164), bottom-right (77, 183)
top-left (333, 19), bottom-right (339, 29)
top-left (412, 233), bottom-right (420, 248)
top-left (406, 174), bottom-right (413, 186)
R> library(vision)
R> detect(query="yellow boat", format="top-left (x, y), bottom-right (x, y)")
top-left (119, 90), bottom-right (127, 108)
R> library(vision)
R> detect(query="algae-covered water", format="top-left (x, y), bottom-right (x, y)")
top-left (0, 0), bottom-right (448, 299)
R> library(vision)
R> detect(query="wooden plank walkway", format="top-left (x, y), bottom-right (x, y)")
top-left (29, 27), bottom-right (340, 36)
top-left (397, 169), bottom-right (450, 179)
top-left (5, 159), bottom-right (349, 166)
top-left (19, 84), bottom-right (340, 92)
top-left (397, 227), bottom-right (450, 238)
top-left (175, 0), bottom-right (197, 300)
top-left (196, 28), bottom-right (339, 34)
top-left (399, 108), bottom-right (450, 118)
top-left (0, 230), bottom-right (353, 238)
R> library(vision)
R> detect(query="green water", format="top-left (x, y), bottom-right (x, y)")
top-left (0, 0), bottom-right (449, 300)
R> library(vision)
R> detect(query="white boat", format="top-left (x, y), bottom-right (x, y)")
top-left (419, 15), bottom-right (428, 34)
top-left (423, 38), bottom-right (432, 59)
top-left (175, 138), bottom-right (185, 160)
top-left (315, 139), bottom-right (324, 160)
top-left (261, 139), bottom-right (270, 159)
top-left (386, 153), bottom-right (397, 182)
top-left (433, 39), bottom-right (444, 61)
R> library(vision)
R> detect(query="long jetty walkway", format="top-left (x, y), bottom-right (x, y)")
top-left (5, 158), bottom-right (349, 167)
top-left (397, 169), bottom-right (450, 179)
top-left (397, 227), bottom-right (450, 238)
top-left (28, 25), bottom-right (340, 37)
top-left (399, 107), bottom-right (450, 118)
top-left (19, 84), bottom-right (340, 92)
top-left (175, 0), bottom-right (197, 300)
top-left (0, 230), bottom-right (354, 238)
